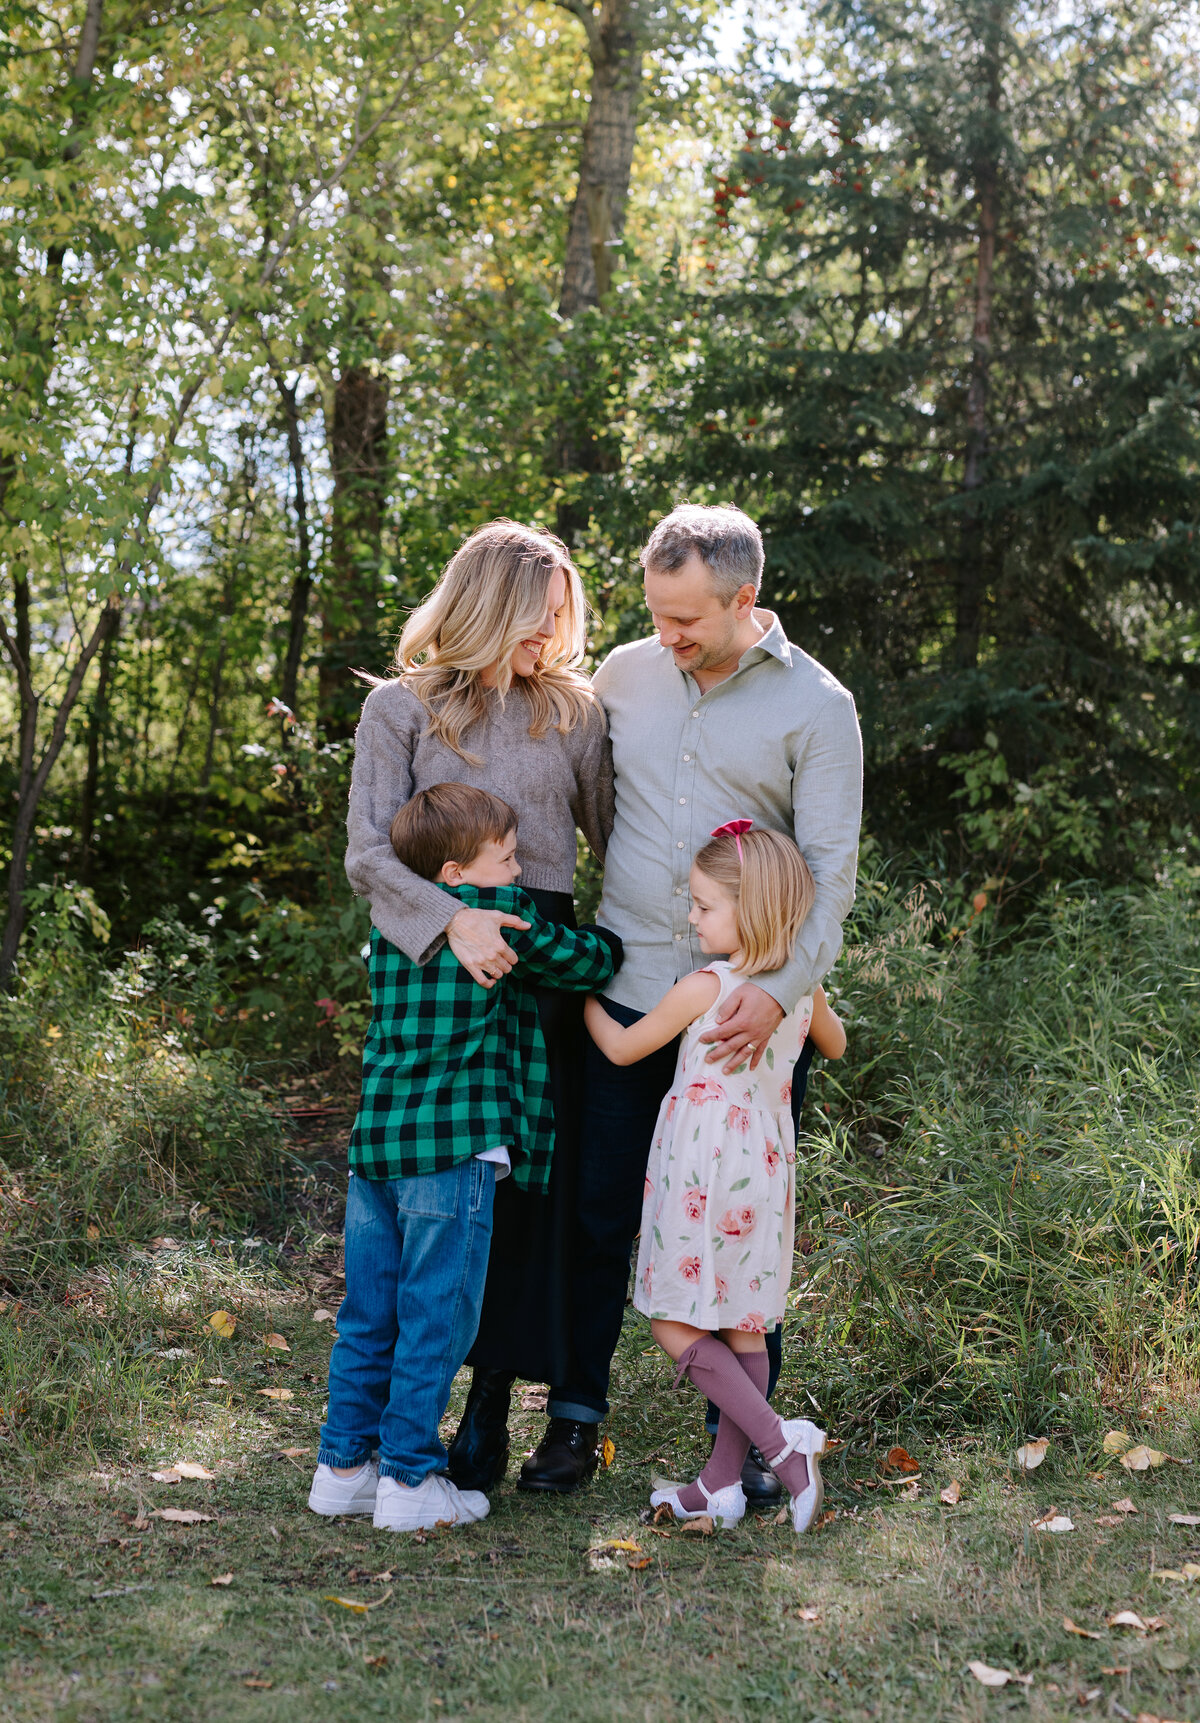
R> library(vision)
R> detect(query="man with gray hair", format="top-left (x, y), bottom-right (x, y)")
top-left (517, 502), bottom-right (863, 1496)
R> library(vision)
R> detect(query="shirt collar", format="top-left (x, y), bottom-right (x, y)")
top-left (741, 609), bottom-right (793, 669)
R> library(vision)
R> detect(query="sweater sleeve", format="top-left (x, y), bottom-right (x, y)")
top-left (344, 684), bottom-right (460, 965)
top-left (569, 700), bottom-right (615, 864)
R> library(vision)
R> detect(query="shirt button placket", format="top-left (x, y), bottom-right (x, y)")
top-left (672, 698), bottom-right (702, 968)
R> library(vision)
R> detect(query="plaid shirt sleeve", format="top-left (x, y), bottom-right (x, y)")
top-left (498, 890), bottom-right (623, 990)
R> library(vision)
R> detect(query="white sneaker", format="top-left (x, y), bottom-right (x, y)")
top-left (307, 1460), bottom-right (379, 1517)
top-left (372, 1472), bottom-right (490, 1532)
top-left (649, 1478), bottom-right (746, 1528)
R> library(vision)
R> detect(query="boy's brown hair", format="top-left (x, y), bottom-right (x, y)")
top-left (389, 783), bottom-right (517, 881)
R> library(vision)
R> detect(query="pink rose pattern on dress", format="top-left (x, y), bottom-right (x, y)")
top-left (716, 1205), bottom-right (757, 1240)
top-left (630, 965), bottom-right (809, 1332)
top-left (683, 1077), bottom-right (726, 1105)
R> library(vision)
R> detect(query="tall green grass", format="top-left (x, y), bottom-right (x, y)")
top-left (792, 860), bottom-right (1200, 1436)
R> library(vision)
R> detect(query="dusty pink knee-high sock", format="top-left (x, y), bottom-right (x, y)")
top-left (673, 1334), bottom-right (809, 1499)
top-left (675, 1349), bottom-right (768, 1511)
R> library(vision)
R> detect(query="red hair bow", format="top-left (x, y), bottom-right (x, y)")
top-left (711, 817), bottom-right (753, 861)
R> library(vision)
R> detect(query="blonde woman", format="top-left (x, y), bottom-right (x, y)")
top-left (344, 519), bottom-right (613, 1499)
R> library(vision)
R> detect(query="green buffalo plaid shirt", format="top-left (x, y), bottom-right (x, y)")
top-left (349, 884), bottom-right (622, 1192)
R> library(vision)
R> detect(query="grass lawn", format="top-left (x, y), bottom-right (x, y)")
top-left (3, 1158), bottom-right (1199, 1723)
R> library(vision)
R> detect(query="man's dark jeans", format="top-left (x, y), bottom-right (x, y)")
top-left (547, 1000), bottom-right (814, 1425)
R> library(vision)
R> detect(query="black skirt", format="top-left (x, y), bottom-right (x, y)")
top-left (466, 887), bottom-right (584, 1385)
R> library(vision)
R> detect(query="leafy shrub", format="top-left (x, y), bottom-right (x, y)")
top-left (789, 855), bottom-right (1200, 1435)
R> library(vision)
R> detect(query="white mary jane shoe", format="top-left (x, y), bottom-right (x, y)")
top-left (769, 1419), bottom-right (828, 1534)
top-left (649, 1477), bottom-right (746, 1528)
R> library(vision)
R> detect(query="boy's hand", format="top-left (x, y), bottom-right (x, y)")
top-left (447, 907), bottom-right (531, 988)
top-left (700, 983), bottom-right (783, 1073)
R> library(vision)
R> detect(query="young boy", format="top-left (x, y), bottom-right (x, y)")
top-left (308, 783), bottom-right (622, 1533)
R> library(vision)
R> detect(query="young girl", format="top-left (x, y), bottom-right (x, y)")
top-left (583, 820), bottom-right (845, 1535)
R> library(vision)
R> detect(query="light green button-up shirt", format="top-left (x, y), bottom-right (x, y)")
top-left (592, 611), bottom-right (863, 1016)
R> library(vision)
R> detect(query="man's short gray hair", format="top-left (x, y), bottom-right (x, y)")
top-left (640, 504), bottom-right (764, 603)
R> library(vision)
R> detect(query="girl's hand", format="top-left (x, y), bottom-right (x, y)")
top-left (446, 907), bottom-right (531, 988)
top-left (700, 983), bottom-right (784, 1073)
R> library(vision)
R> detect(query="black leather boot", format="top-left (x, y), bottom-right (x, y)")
top-left (446, 1369), bottom-right (515, 1492)
top-left (517, 1418), bottom-right (600, 1494)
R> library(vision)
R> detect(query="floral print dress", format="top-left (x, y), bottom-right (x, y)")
top-left (633, 963), bottom-right (813, 1334)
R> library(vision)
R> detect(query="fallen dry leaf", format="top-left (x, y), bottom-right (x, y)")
top-left (601, 1436), bottom-right (615, 1468)
top-left (150, 1237), bottom-right (181, 1251)
top-left (1032, 1507), bottom-right (1074, 1533)
top-left (1015, 1437), bottom-right (1050, 1473)
top-left (262, 1333), bottom-right (290, 1352)
top-left (312, 1309), bottom-right (335, 1323)
top-left (1062, 1616), bottom-right (1102, 1639)
top-left (900, 1479), bottom-right (920, 1501)
top-left (1120, 1444), bottom-right (1166, 1472)
top-left (1095, 1515), bottom-right (1125, 1527)
top-left (151, 1508), bottom-right (214, 1524)
top-left (243, 1678), bottom-right (272, 1689)
top-left (1099, 1665), bottom-right (1130, 1676)
top-left (882, 1445), bottom-right (920, 1475)
top-left (627, 1556), bottom-right (652, 1571)
top-left (207, 1310), bottom-right (236, 1339)
top-left (1103, 1429), bottom-right (1132, 1455)
top-left (174, 1461), bottom-right (215, 1481)
top-left (209, 1572), bottom-right (233, 1587)
top-left (1168, 1512), bottom-right (1200, 1526)
top-left (86, 1223), bottom-right (100, 1240)
top-left (1111, 1497), bottom-right (1138, 1514)
top-left (772, 1506), bottom-right (789, 1525)
top-left (257, 1387), bottom-right (293, 1401)
top-left (205, 1377), bottom-right (230, 1387)
top-left (680, 1516), bottom-right (714, 1536)
top-left (1106, 1610), bottom-right (1165, 1632)
top-left (652, 1502), bottom-right (675, 1526)
top-left (967, 1660), bottom-right (1032, 1688)
top-left (813, 1509), bottom-right (837, 1531)
top-left (940, 1479), bottom-right (962, 1505)
top-left (795, 1606), bottom-right (821, 1622)
top-left (599, 1538), bottom-right (641, 1553)
top-left (364, 1653), bottom-right (388, 1669)
top-left (275, 1447), bottom-right (310, 1460)
top-left (151, 1469), bottom-right (181, 1484)
top-left (325, 1595), bottom-right (369, 1614)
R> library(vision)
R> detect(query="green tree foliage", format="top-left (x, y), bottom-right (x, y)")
top-left (656, 0), bottom-right (1200, 852)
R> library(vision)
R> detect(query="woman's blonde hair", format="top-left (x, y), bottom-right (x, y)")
top-left (692, 826), bottom-right (815, 976)
top-left (389, 519), bottom-right (594, 760)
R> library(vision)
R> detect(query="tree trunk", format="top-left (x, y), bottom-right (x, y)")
top-left (80, 615), bottom-right (120, 878)
top-left (319, 362), bottom-right (390, 736)
top-left (275, 372), bottom-right (314, 718)
top-left (557, 0), bottom-right (643, 317)
top-left (0, 595), bottom-right (120, 987)
top-left (953, 13), bottom-right (1003, 675)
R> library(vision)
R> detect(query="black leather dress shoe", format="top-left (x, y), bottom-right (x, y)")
top-left (741, 1443), bottom-right (783, 1505)
top-left (446, 1369), bottom-right (515, 1492)
top-left (516, 1418), bottom-right (600, 1494)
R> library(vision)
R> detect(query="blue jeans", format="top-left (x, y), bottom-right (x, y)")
top-left (319, 1161), bottom-right (495, 1485)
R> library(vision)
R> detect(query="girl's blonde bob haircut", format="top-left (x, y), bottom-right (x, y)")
top-left (389, 519), bottom-right (594, 760)
top-left (692, 826), bottom-right (815, 977)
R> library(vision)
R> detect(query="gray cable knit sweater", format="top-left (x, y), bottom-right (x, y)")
top-left (345, 678), bottom-right (614, 964)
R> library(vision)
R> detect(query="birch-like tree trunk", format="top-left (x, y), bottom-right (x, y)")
top-left (557, 0), bottom-right (643, 316)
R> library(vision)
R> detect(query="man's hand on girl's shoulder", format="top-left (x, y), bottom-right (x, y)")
top-left (700, 983), bottom-right (785, 1073)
